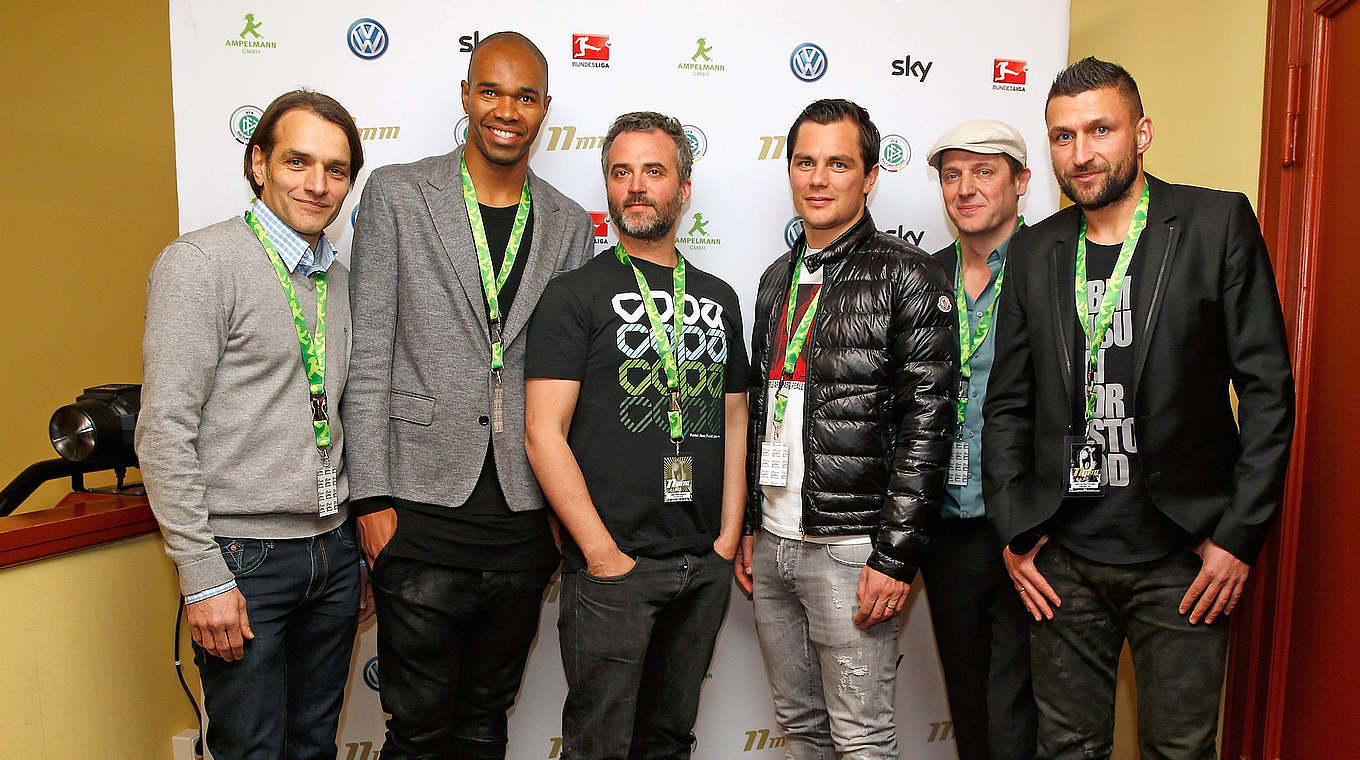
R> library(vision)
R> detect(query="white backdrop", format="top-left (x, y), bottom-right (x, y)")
top-left (170, 2), bottom-right (1069, 758)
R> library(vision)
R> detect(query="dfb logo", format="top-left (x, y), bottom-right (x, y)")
top-left (347, 18), bottom-right (389, 60)
top-left (455, 115), bottom-right (470, 146)
top-left (784, 217), bottom-right (805, 249)
top-left (589, 212), bottom-right (610, 238)
top-left (994, 59), bottom-right (1027, 84)
top-left (890, 55), bottom-right (933, 82)
top-left (572, 34), bottom-right (610, 60)
top-left (879, 134), bottom-right (911, 172)
top-left (789, 43), bottom-right (827, 82)
top-left (682, 124), bottom-right (708, 160)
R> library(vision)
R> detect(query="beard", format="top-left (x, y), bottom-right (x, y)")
top-left (1056, 150), bottom-right (1138, 210)
top-left (610, 190), bottom-right (684, 241)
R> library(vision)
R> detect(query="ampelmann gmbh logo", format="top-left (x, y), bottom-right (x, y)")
top-left (348, 18), bottom-right (389, 60)
top-left (230, 105), bottom-right (263, 144)
top-left (993, 58), bottom-right (1028, 91)
top-left (682, 125), bottom-right (708, 161)
top-left (784, 217), bottom-right (804, 249)
top-left (676, 212), bottom-right (720, 251)
top-left (572, 34), bottom-right (610, 67)
top-left (790, 43), bottom-right (827, 82)
top-left (678, 36), bottom-right (725, 75)
top-left (890, 54), bottom-right (933, 82)
top-left (225, 12), bottom-right (276, 53)
top-left (878, 134), bottom-right (911, 172)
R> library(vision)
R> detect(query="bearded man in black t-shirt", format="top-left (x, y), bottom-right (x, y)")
top-left (984, 58), bottom-right (1294, 759)
top-left (525, 111), bottom-right (749, 760)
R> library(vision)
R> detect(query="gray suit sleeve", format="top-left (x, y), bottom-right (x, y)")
top-left (343, 174), bottom-right (400, 501)
top-left (134, 242), bottom-right (235, 596)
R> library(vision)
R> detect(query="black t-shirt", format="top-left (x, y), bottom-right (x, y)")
top-left (525, 250), bottom-right (750, 570)
top-left (1046, 239), bottom-right (1191, 564)
top-left (378, 202), bottom-right (558, 571)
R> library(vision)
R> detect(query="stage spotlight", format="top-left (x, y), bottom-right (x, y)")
top-left (49, 384), bottom-right (140, 466)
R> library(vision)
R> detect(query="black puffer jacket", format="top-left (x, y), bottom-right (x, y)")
top-left (745, 211), bottom-right (958, 582)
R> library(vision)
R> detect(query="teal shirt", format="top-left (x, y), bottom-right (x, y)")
top-left (942, 235), bottom-right (1010, 520)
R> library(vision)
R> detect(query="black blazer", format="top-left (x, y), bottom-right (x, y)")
top-left (981, 174), bottom-right (1294, 563)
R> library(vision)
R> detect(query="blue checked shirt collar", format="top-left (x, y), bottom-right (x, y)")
top-left (246, 199), bottom-right (337, 277)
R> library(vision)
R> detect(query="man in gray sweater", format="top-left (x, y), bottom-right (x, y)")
top-left (135, 90), bottom-right (366, 760)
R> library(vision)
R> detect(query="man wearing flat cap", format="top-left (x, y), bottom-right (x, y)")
top-left (921, 118), bottom-right (1036, 760)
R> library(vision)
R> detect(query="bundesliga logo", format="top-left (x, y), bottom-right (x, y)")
top-left (588, 212), bottom-right (610, 239)
top-left (572, 34), bottom-right (610, 67)
top-left (993, 59), bottom-right (1027, 91)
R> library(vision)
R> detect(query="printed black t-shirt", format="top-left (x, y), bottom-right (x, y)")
top-left (525, 250), bottom-right (750, 570)
top-left (1046, 239), bottom-right (1192, 564)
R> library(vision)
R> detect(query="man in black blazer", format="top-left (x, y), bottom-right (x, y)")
top-left (983, 57), bottom-right (1294, 759)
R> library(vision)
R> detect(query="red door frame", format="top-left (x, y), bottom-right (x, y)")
top-left (1221, 1), bottom-right (1349, 757)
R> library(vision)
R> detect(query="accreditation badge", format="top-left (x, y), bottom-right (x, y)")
top-left (947, 439), bottom-right (970, 487)
top-left (317, 449), bottom-right (340, 517)
top-left (663, 453), bottom-right (695, 503)
top-left (758, 437), bottom-right (790, 487)
top-left (1064, 435), bottom-right (1104, 497)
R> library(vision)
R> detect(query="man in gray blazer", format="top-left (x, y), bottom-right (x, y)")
top-left (344, 32), bottom-right (594, 760)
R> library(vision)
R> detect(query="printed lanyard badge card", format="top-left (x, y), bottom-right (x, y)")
top-left (462, 157), bottom-right (530, 434)
top-left (760, 249), bottom-right (818, 488)
top-left (947, 378), bottom-right (970, 486)
top-left (614, 243), bottom-right (695, 503)
top-left (1065, 185), bottom-right (1149, 497)
top-left (246, 207), bottom-right (338, 517)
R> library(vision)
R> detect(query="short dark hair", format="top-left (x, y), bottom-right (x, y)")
top-left (786, 99), bottom-right (880, 170)
top-left (468, 31), bottom-right (549, 94)
top-left (1046, 56), bottom-right (1143, 118)
top-left (601, 111), bottom-right (694, 183)
top-left (244, 90), bottom-right (364, 198)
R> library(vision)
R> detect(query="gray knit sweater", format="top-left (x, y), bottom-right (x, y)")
top-left (136, 217), bottom-right (350, 597)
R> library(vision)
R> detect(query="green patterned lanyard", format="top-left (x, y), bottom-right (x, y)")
top-left (953, 216), bottom-right (1023, 426)
top-left (614, 243), bottom-right (687, 444)
top-left (460, 156), bottom-right (531, 372)
top-left (773, 246), bottom-right (820, 425)
top-left (1075, 182), bottom-right (1150, 421)
top-left (244, 206), bottom-right (330, 449)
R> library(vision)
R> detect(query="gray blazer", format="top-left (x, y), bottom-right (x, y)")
top-left (344, 147), bottom-right (594, 512)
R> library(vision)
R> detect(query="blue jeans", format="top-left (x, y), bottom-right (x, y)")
top-left (1030, 542), bottom-right (1229, 760)
top-left (559, 551), bottom-right (731, 760)
top-left (195, 523), bottom-right (361, 760)
top-left (752, 530), bottom-right (901, 760)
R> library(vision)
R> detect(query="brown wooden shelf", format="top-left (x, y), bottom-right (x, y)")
top-left (0, 492), bottom-right (158, 569)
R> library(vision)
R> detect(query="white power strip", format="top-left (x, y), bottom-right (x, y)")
top-left (171, 729), bottom-right (201, 760)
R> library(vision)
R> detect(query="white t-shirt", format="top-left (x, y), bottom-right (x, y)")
top-left (760, 255), bottom-right (869, 545)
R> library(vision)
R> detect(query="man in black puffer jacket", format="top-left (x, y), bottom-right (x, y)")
top-left (735, 99), bottom-right (957, 759)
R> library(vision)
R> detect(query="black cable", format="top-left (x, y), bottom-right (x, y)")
top-left (174, 596), bottom-right (204, 757)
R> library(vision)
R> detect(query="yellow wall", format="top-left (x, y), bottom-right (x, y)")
top-left (0, 1), bottom-right (1268, 758)
top-left (1, 1), bottom-right (193, 758)
top-left (1068, 2), bottom-right (1268, 758)
top-left (1069, 0), bottom-right (1268, 205)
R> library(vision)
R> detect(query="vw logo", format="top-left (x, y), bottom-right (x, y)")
top-left (348, 18), bottom-right (389, 60)
top-left (784, 217), bottom-right (805, 249)
top-left (363, 656), bottom-right (380, 691)
top-left (351, 205), bottom-right (360, 227)
top-left (790, 43), bottom-right (827, 82)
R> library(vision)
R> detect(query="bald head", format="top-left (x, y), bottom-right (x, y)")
top-left (468, 31), bottom-right (549, 95)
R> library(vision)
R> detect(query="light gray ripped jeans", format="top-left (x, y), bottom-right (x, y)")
top-left (752, 529), bottom-right (901, 760)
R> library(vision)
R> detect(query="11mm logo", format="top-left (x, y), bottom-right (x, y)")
top-left (742, 728), bottom-right (787, 751)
